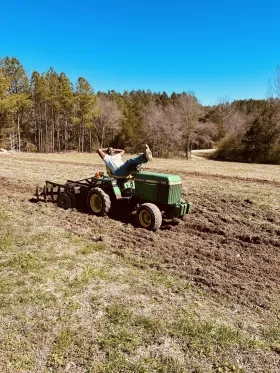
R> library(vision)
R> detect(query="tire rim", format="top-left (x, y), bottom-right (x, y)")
top-left (90, 194), bottom-right (102, 213)
top-left (139, 210), bottom-right (152, 228)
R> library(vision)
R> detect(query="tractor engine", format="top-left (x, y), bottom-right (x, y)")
top-left (133, 171), bottom-right (191, 217)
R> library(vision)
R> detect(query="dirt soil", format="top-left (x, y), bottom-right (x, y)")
top-left (1, 156), bottom-right (279, 312)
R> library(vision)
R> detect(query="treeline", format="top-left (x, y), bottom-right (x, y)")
top-left (210, 101), bottom-right (280, 164)
top-left (1, 56), bottom-right (280, 163)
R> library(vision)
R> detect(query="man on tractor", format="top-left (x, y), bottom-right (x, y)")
top-left (97, 144), bottom-right (153, 177)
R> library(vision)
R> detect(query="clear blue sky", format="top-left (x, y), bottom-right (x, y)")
top-left (1, 0), bottom-right (280, 105)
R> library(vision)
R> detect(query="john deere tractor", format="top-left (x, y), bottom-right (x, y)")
top-left (38, 169), bottom-right (192, 231)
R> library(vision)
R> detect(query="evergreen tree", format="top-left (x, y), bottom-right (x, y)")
top-left (242, 109), bottom-right (280, 163)
top-left (58, 73), bottom-right (74, 151)
top-left (74, 77), bottom-right (97, 152)
top-left (31, 71), bottom-right (48, 152)
top-left (0, 57), bottom-right (31, 150)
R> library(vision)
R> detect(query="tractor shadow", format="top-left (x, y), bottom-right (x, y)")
top-left (29, 195), bottom-right (133, 223)
top-left (108, 200), bottom-right (181, 230)
top-left (29, 197), bottom-right (180, 231)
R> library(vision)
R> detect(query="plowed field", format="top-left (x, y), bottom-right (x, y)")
top-left (1, 152), bottom-right (280, 372)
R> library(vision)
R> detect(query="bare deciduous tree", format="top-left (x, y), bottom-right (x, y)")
top-left (224, 111), bottom-right (251, 139)
top-left (192, 122), bottom-right (218, 149)
top-left (274, 66), bottom-right (280, 98)
top-left (142, 103), bottom-right (182, 157)
top-left (176, 94), bottom-right (201, 159)
top-left (93, 96), bottom-right (122, 148)
top-left (142, 103), bottom-right (165, 156)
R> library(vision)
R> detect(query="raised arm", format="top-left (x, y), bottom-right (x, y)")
top-left (97, 148), bottom-right (107, 159)
top-left (113, 148), bottom-right (125, 156)
top-left (97, 147), bottom-right (125, 159)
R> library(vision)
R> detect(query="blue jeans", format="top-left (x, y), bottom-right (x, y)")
top-left (113, 154), bottom-right (147, 177)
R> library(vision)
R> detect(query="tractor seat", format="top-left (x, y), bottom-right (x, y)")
top-left (105, 166), bottom-right (134, 180)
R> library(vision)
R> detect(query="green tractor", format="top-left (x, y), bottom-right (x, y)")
top-left (38, 170), bottom-right (192, 231)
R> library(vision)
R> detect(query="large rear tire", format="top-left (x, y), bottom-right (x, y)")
top-left (136, 203), bottom-right (162, 231)
top-left (87, 187), bottom-right (111, 216)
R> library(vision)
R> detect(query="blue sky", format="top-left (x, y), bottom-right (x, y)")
top-left (1, 0), bottom-right (280, 105)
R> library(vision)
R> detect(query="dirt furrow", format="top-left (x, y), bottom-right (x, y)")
top-left (1, 175), bottom-right (279, 310)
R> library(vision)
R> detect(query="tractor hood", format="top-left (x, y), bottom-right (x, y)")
top-left (134, 172), bottom-right (183, 205)
top-left (134, 171), bottom-right (182, 185)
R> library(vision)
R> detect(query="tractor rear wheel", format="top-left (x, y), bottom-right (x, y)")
top-left (136, 203), bottom-right (162, 231)
top-left (87, 187), bottom-right (111, 216)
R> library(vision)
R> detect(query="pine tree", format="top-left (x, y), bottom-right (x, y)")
top-left (74, 77), bottom-right (97, 152)
top-left (58, 73), bottom-right (74, 151)
top-left (0, 57), bottom-right (31, 150)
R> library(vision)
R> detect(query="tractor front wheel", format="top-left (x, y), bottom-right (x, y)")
top-left (136, 203), bottom-right (162, 231)
top-left (87, 188), bottom-right (111, 216)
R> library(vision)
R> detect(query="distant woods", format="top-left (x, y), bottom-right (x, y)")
top-left (0, 56), bottom-right (280, 164)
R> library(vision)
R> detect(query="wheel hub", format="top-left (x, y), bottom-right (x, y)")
top-left (139, 210), bottom-right (152, 228)
top-left (90, 194), bottom-right (102, 213)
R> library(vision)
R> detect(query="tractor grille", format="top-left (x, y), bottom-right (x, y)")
top-left (157, 184), bottom-right (182, 204)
